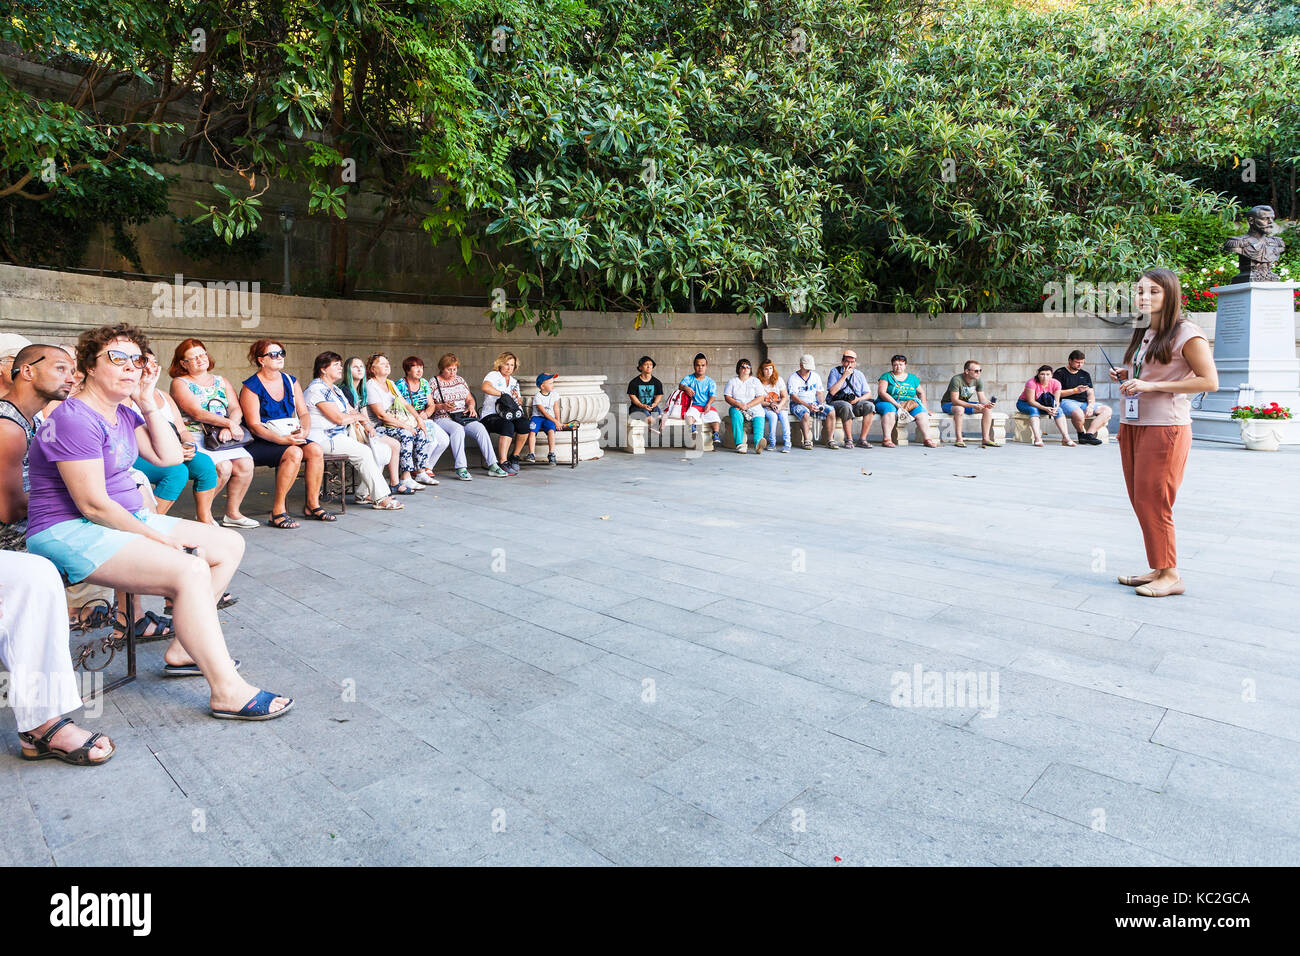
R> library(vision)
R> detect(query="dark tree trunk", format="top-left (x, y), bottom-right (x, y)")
top-left (329, 75), bottom-right (349, 297)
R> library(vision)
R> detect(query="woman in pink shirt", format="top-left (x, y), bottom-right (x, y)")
top-left (1110, 268), bottom-right (1218, 598)
top-left (1017, 365), bottom-right (1074, 446)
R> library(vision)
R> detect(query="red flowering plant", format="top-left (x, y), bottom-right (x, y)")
top-left (1230, 402), bottom-right (1293, 420)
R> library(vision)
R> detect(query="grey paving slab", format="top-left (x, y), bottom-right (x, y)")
top-left (517, 689), bottom-right (706, 777)
top-left (1011, 647), bottom-right (1300, 741)
top-left (595, 798), bottom-right (803, 866)
top-left (753, 787), bottom-right (966, 866)
top-left (1150, 710), bottom-right (1300, 781)
top-left (6, 440), bottom-right (1299, 864)
top-left (643, 743), bottom-right (821, 831)
top-left (831, 701), bottom-right (1052, 799)
top-left (1022, 762), bottom-right (1300, 866)
top-left (1160, 752), bottom-right (1300, 837)
top-left (1131, 624), bottom-right (1300, 679)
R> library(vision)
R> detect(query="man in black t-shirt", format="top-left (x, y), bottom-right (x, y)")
top-left (1053, 349), bottom-right (1112, 445)
top-left (627, 356), bottom-right (664, 425)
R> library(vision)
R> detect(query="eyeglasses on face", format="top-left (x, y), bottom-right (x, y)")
top-left (98, 349), bottom-right (147, 369)
top-left (183, 353), bottom-right (208, 364)
top-left (969, 368), bottom-right (982, 374)
top-left (261, 348), bottom-right (286, 359)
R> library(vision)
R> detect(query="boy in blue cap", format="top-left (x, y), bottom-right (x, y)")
top-left (525, 371), bottom-right (561, 465)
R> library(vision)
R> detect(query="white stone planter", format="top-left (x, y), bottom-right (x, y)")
top-left (1239, 418), bottom-right (1286, 451)
top-left (519, 374), bottom-right (610, 460)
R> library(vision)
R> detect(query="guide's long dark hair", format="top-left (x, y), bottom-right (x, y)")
top-left (1124, 268), bottom-right (1185, 367)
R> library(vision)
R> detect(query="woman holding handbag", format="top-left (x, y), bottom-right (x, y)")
top-left (430, 353), bottom-right (509, 479)
top-left (395, 355), bottom-right (451, 484)
top-left (364, 353), bottom-right (434, 493)
top-left (480, 352), bottom-right (529, 474)
top-left (304, 352), bottom-right (402, 510)
top-left (875, 354), bottom-right (939, 448)
top-left (168, 338), bottom-right (257, 529)
top-left (238, 339), bottom-right (333, 529)
top-left (1109, 267), bottom-right (1218, 598)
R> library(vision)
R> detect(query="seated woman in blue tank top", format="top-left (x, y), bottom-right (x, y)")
top-left (237, 339), bottom-right (333, 529)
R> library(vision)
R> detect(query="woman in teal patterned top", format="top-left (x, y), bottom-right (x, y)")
top-left (875, 354), bottom-right (939, 448)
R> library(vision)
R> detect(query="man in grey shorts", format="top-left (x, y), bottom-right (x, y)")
top-left (825, 349), bottom-right (876, 448)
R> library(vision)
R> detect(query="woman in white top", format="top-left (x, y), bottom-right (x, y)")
top-left (364, 353), bottom-right (433, 493)
top-left (480, 352), bottom-right (529, 474)
top-left (723, 359), bottom-right (769, 453)
top-left (304, 352), bottom-right (402, 510)
top-left (756, 360), bottom-right (792, 452)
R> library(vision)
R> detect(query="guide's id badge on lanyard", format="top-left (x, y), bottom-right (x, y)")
top-left (1125, 340), bottom-right (1149, 421)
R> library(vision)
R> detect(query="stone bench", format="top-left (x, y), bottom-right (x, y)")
top-left (627, 413), bottom-right (712, 453)
top-left (1011, 412), bottom-right (1110, 444)
top-left (936, 409), bottom-right (1009, 445)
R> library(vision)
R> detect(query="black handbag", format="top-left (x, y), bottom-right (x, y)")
top-left (435, 379), bottom-right (476, 426)
top-left (199, 396), bottom-right (253, 451)
top-left (495, 392), bottom-right (525, 422)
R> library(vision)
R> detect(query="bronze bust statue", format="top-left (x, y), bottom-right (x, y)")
top-left (1223, 205), bottom-right (1285, 283)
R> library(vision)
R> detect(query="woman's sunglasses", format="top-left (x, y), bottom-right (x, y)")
top-left (98, 349), bottom-right (147, 369)
top-left (261, 348), bottom-right (286, 359)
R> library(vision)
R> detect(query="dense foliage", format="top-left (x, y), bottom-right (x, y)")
top-left (3, 0), bottom-right (1299, 328)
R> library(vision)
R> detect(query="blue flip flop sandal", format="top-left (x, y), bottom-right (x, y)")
top-left (162, 658), bottom-right (241, 678)
top-left (211, 689), bottom-right (294, 721)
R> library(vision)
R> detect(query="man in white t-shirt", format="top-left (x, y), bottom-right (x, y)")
top-left (724, 359), bottom-right (769, 453)
top-left (786, 353), bottom-right (836, 450)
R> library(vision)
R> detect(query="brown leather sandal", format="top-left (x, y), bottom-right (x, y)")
top-left (19, 717), bottom-right (114, 766)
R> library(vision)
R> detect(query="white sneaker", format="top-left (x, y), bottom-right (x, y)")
top-left (416, 472), bottom-right (439, 486)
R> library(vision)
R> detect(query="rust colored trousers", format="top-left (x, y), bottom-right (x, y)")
top-left (1119, 423), bottom-right (1192, 569)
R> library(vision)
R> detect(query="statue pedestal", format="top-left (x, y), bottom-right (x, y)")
top-left (1191, 281), bottom-right (1300, 445)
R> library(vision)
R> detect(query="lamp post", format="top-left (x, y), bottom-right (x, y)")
top-left (278, 204), bottom-right (295, 295)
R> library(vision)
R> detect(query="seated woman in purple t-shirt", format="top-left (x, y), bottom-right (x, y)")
top-left (25, 323), bottom-right (292, 723)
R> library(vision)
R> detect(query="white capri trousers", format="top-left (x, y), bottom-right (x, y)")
top-left (0, 551), bottom-right (84, 732)
top-left (421, 420), bottom-right (452, 470)
top-left (684, 407), bottom-right (721, 426)
top-left (431, 417), bottom-right (497, 468)
top-left (316, 433), bottom-right (392, 501)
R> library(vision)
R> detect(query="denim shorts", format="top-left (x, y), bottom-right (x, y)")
top-left (27, 511), bottom-right (180, 584)
top-left (1016, 399), bottom-right (1062, 419)
top-left (875, 400), bottom-right (927, 417)
top-left (790, 404), bottom-right (829, 420)
top-left (1058, 399), bottom-right (1092, 417)
top-left (942, 402), bottom-right (988, 415)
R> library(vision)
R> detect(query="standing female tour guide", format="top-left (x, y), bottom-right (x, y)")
top-left (1110, 268), bottom-right (1218, 598)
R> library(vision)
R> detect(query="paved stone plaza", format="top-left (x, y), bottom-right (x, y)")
top-left (4, 438), bottom-right (1299, 866)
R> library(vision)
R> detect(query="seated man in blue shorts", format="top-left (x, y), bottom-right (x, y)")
top-left (1054, 350), bottom-right (1111, 445)
top-left (942, 360), bottom-right (1000, 447)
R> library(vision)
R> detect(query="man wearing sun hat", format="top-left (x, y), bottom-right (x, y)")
top-left (787, 353), bottom-right (836, 450)
top-left (0, 333), bottom-right (34, 400)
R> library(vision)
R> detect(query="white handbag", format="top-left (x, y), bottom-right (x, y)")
top-left (263, 417), bottom-right (302, 438)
